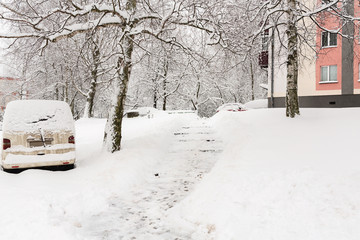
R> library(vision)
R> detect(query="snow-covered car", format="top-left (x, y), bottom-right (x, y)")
top-left (124, 107), bottom-right (158, 118)
top-left (0, 122), bottom-right (2, 131)
top-left (244, 99), bottom-right (268, 109)
top-left (1, 100), bottom-right (76, 172)
top-left (216, 103), bottom-right (247, 113)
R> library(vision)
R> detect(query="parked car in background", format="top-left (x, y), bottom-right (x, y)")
top-left (244, 99), bottom-right (268, 109)
top-left (1, 100), bottom-right (76, 172)
top-left (124, 107), bottom-right (158, 118)
top-left (216, 103), bottom-right (247, 113)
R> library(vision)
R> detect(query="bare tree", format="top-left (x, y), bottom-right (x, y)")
top-left (220, 0), bottom-right (349, 118)
top-left (0, 0), bottom-right (221, 152)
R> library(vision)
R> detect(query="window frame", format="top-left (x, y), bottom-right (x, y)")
top-left (320, 65), bottom-right (338, 83)
top-left (321, 31), bottom-right (337, 48)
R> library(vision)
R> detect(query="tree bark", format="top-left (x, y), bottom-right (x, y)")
top-left (285, 0), bottom-right (300, 118)
top-left (83, 43), bottom-right (100, 118)
top-left (191, 81), bottom-right (201, 111)
top-left (104, 35), bottom-right (134, 152)
top-left (250, 60), bottom-right (255, 101)
top-left (162, 60), bottom-right (169, 111)
top-left (162, 80), bottom-right (167, 111)
top-left (153, 89), bottom-right (158, 109)
top-left (104, 0), bottom-right (136, 152)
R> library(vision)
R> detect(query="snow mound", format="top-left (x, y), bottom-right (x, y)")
top-left (244, 99), bottom-right (268, 109)
top-left (172, 108), bottom-right (360, 240)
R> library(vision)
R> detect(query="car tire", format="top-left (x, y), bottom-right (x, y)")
top-left (2, 168), bottom-right (23, 174)
top-left (60, 164), bottom-right (75, 171)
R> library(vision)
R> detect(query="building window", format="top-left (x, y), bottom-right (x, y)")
top-left (321, 31), bottom-right (337, 47)
top-left (259, 29), bottom-right (269, 68)
top-left (320, 65), bottom-right (337, 82)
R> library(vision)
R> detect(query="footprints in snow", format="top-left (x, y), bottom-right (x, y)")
top-left (173, 125), bottom-right (223, 154)
top-left (84, 121), bottom-right (223, 239)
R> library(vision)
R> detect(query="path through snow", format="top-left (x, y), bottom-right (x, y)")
top-left (81, 119), bottom-right (222, 239)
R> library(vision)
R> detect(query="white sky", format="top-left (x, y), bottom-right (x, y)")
top-left (0, 20), bottom-right (11, 76)
top-left (0, 44), bottom-right (10, 76)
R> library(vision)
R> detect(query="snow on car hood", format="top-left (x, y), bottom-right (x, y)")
top-left (3, 100), bottom-right (75, 134)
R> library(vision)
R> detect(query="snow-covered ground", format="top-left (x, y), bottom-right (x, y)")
top-left (1, 107), bottom-right (360, 239)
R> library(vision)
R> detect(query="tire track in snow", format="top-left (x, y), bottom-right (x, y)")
top-left (81, 119), bottom-right (222, 240)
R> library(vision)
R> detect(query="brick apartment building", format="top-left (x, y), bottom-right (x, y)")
top-left (264, 0), bottom-right (360, 108)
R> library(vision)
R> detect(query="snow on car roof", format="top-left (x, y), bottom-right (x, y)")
top-left (216, 103), bottom-right (246, 111)
top-left (3, 100), bottom-right (75, 133)
top-left (244, 99), bottom-right (268, 109)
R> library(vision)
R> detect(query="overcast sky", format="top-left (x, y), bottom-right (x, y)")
top-left (0, 21), bottom-right (11, 77)
top-left (0, 40), bottom-right (9, 77)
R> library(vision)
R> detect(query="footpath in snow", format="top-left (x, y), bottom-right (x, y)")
top-left (2, 107), bottom-right (360, 240)
top-left (172, 108), bottom-right (360, 240)
top-left (79, 119), bottom-right (222, 239)
top-left (0, 113), bottom-right (222, 240)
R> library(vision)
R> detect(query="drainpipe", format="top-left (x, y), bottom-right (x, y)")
top-left (270, 27), bottom-right (275, 108)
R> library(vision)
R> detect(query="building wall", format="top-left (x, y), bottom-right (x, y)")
top-left (315, 1), bottom-right (343, 93)
top-left (268, 0), bottom-right (320, 99)
top-left (353, 1), bottom-right (360, 93)
top-left (267, 23), bottom-right (287, 98)
top-left (269, 0), bottom-right (360, 107)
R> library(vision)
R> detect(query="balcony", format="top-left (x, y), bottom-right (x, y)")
top-left (258, 51), bottom-right (269, 68)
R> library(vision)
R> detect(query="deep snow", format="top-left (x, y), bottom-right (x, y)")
top-left (1, 108), bottom-right (360, 239)
top-left (171, 108), bottom-right (360, 240)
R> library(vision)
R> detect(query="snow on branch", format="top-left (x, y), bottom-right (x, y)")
top-left (300, 0), bottom-right (339, 18)
top-left (49, 16), bottom-right (125, 42)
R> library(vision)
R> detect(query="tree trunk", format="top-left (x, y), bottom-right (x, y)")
top-left (162, 60), bottom-right (169, 111)
top-left (162, 80), bottom-right (167, 111)
top-left (153, 86), bottom-right (158, 109)
top-left (285, 0), bottom-right (300, 118)
top-left (87, 79), bottom-right (96, 117)
top-left (191, 81), bottom-right (201, 111)
top-left (250, 60), bottom-right (255, 101)
top-left (55, 85), bottom-right (59, 100)
top-left (104, 36), bottom-right (134, 152)
top-left (103, 0), bottom-right (136, 153)
top-left (83, 43), bottom-right (100, 118)
top-left (61, 65), bottom-right (69, 103)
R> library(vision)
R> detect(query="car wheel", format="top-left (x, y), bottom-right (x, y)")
top-left (2, 168), bottom-right (23, 174)
top-left (60, 164), bottom-right (75, 171)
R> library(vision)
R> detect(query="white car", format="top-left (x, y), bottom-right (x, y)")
top-left (124, 107), bottom-right (158, 118)
top-left (216, 103), bottom-right (247, 113)
top-left (1, 100), bottom-right (76, 172)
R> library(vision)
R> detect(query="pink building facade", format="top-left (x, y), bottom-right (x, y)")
top-left (268, 0), bottom-right (360, 108)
